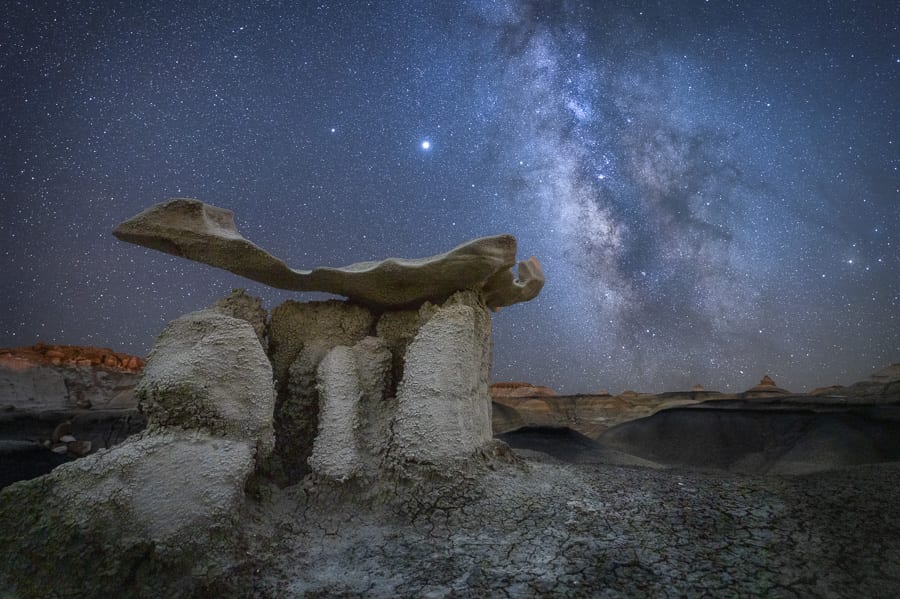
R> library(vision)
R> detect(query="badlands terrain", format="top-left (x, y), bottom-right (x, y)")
top-left (0, 205), bottom-right (896, 597)
top-left (2, 342), bottom-right (899, 596)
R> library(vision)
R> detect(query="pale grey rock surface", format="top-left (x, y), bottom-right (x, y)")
top-left (0, 361), bottom-right (139, 412)
top-left (234, 458), bottom-right (900, 598)
top-left (393, 292), bottom-right (493, 465)
top-left (136, 309), bottom-right (275, 458)
top-left (113, 198), bottom-right (544, 310)
top-left (309, 337), bottom-right (393, 481)
top-left (209, 287), bottom-right (268, 346)
top-left (309, 346), bottom-right (363, 480)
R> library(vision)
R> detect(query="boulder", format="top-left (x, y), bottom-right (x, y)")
top-left (113, 198), bottom-right (544, 310)
top-left (135, 309), bottom-right (275, 458)
top-left (210, 288), bottom-right (268, 346)
top-left (0, 430), bottom-right (255, 597)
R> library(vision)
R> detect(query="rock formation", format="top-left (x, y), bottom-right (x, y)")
top-left (113, 198), bottom-right (544, 310)
top-left (0, 344), bottom-right (147, 484)
top-left (0, 207), bottom-right (547, 594)
top-left (266, 300), bottom-right (374, 482)
top-left (0, 343), bottom-right (145, 372)
top-left (491, 382), bottom-right (559, 399)
top-left (0, 309), bottom-right (275, 597)
top-left (392, 292), bottom-right (493, 464)
top-left (491, 389), bottom-right (726, 438)
top-left (0, 344), bottom-right (143, 412)
top-left (264, 290), bottom-right (498, 484)
top-left (743, 374), bottom-right (792, 397)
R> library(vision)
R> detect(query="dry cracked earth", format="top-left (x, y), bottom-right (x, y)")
top-left (231, 451), bottom-right (900, 598)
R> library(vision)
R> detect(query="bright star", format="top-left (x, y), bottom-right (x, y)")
top-left (421, 140), bottom-right (431, 150)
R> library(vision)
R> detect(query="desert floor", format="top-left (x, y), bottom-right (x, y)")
top-left (232, 449), bottom-right (900, 598)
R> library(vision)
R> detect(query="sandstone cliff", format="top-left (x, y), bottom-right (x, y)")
top-left (0, 344), bottom-right (143, 413)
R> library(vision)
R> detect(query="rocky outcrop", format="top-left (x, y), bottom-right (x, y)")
top-left (0, 310), bottom-right (275, 597)
top-left (210, 288), bottom-right (268, 346)
top-left (839, 363), bottom-right (900, 399)
top-left (263, 290), bottom-right (500, 483)
top-left (135, 309), bottom-right (276, 458)
top-left (491, 382), bottom-right (558, 399)
top-left (114, 198), bottom-right (544, 310)
top-left (0, 344), bottom-right (143, 413)
top-left (742, 375), bottom-right (792, 397)
top-left (309, 338), bottom-right (392, 480)
top-left (0, 344), bottom-right (144, 372)
top-left (492, 391), bottom-right (722, 438)
top-left (0, 344), bottom-right (147, 486)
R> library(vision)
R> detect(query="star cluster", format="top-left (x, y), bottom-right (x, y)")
top-left (1, 1), bottom-right (897, 393)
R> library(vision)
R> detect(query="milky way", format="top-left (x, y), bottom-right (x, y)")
top-left (1, 1), bottom-right (897, 393)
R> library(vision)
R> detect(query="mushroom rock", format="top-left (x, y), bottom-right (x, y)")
top-left (113, 198), bottom-right (544, 310)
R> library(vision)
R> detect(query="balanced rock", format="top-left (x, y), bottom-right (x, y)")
top-left (113, 198), bottom-right (544, 310)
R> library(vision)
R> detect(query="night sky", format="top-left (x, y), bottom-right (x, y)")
top-left (2, 1), bottom-right (898, 394)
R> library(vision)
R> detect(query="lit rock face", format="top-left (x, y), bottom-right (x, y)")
top-left (113, 198), bottom-right (544, 310)
top-left (392, 293), bottom-right (493, 464)
top-left (0, 309), bottom-right (276, 597)
top-left (266, 300), bottom-right (374, 483)
top-left (491, 382), bottom-right (559, 399)
top-left (309, 338), bottom-right (392, 481)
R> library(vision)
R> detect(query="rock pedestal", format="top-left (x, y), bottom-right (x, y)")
top-left (266, 290), bottom-right (495, 484)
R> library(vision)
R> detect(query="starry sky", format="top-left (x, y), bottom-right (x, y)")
top-left (2, 1), bottom-right (898, 394)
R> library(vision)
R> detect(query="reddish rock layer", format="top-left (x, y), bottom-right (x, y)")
top-left (0, 343), bottom-right (145, 372)
top-left (491, 382), bottom-right (558, 399)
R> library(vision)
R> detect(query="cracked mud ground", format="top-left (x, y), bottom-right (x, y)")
top-left (235, 453), bottom-right (900, 598)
